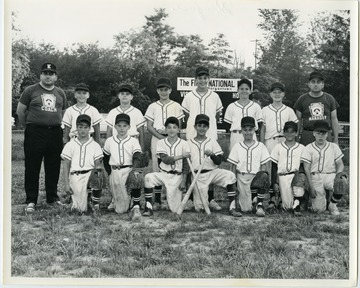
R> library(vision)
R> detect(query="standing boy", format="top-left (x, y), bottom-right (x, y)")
top-left (187, 114), bottom-right (241, 217)
top-left (224, 79), bottom-right (263, 151)
top-left (227, 117), bottom-right (271, 217)
top-left (301, 120), bottom-right (344, 215)
top-left (294, 71), bottom-right (340, 146)
top-left (270, 121), bottom-right (305, 213)
top-left (103, 113), bottom-right (143, 216)
top-left (62, 83), bottom-right (102, 145)
top-left (61, 115), bottom-right (103, 212)
top-left (145, 78), bottom-right (184, 210)
top-left (143, 117), bottom-right (190, 216)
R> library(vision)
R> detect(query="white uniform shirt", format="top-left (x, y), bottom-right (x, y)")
top-left (301, 142), bottom-right (343, 173)
top-left (181, 90), bottom-right (223, 140)
top-left (188, 137), bottom-right (223, 171)
top-left (262, 104), bottom-right (298, 139)
top-left (228, 141), bottom-right (270, 174)
top-left (103, 135), bottom-right (142, 166)
top-left (271, 142), bottom-right (305, 174)
top-left (105, 106), bottom-right (145, 137)
top-left (61, 138), bottom-right (103, 172)
top-left (224, 100), bottom-right (263, 131)
top-left (62, 104), bottom-right (102, 138)
top-left (145, 100), bottom-right (184, 131)
top-left (156, 138), bottom-right (190, 173)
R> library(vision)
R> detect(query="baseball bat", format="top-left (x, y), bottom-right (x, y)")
top-left (177, 156), bottom-right (208, 215)
top-left (186, 158), bottom-right (211, 215)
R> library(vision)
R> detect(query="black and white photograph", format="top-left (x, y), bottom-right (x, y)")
top-left (2, 0), bottom-right (358, 287)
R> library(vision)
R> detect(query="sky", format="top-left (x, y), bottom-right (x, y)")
top-left (6, 0), bottom-right (355, 68)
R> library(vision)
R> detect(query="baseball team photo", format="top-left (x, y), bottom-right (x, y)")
top-left (3, 0), bottom-right (358, 287)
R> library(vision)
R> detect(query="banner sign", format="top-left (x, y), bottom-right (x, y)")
top-left (177, 77), bottom-right (244, 92)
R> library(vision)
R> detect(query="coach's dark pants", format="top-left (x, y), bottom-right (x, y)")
top-left (24, 125), bottom-right (63, 204)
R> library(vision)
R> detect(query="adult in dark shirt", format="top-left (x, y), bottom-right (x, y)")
top-left (16, 62), bottom-right (68, 213)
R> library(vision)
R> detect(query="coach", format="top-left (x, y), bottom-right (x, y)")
top-left (16, 62), bottom-right (68, 213)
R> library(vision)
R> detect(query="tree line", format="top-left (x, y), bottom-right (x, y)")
top-left (12, 9), bottom-right (350, 121)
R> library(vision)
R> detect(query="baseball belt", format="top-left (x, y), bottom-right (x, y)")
top-left (272, 135), bottom-right (285, 139)
top-left (160, 169), bottom-right (182, 175)
top-left (193, 169), bottom-right (212, 174)
top-left (278, 171), bottom-right (296, 176)
top-left (70, 169), bottom-right (92, 175)
top-left (231, 130), bottom-right (242, 134)
top-left (311, 172), bottom-right (335, 175)
top-left (111, 165), bottom-right (133, 170)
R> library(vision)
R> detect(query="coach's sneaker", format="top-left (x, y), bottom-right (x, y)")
top-left (328, 202), bottom-right (340, 216)
top-left (107, 200), bottom-right (115, 211)
top-left (25, 203), bottom-right (35, 214)
top-left (209, 199), bottom-right (222, 211)
top-left (184, 199), bottom-right (194, 211)
top-left (256, 205), bottom-right (266, 217)
top-left (229, 208), bottom-right (242, 217)
top-left (130, 205), bottom-right (142, 221)
top-left (142, 202), bottom-right (153, 217)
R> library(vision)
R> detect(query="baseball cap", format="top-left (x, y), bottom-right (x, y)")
top-left (75, 83), bottom-right (89, 92)
top-left (195, 114), bottom-right (210, 126)
top-left (164, 116), bottom-right (180, 127)
top-left (238, 79), bottom-right (252, 90)
top-left (241, 116), bottom-right (256, 128)
top-left (195, 66), bottom-right (210, 77)
top-left (41, 62), bottom-right (57, 73)
top-left (76, 114), bottom-right (91, 126)
top-left (270, 82), bottom-right (285, 92)
top-left (313, 120), bottom-right (330, 132)
top-left (156, 78), bottom-right (172, 89)
top-left (283, 121), bottom-right (298, 132)
top-left (115, 113), bottom-right (130, 125)
top-left (309, 71), bottom-right (324, 81)
top-left (117, 84), bottom-right (133, 94)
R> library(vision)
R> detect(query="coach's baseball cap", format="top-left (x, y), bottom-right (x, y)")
top-left (156, 78), bottom-right (172, 89)
top-left (75, 83), bottom-right (89, 92)
top-left (241, 116), bottom-right (256, 128)
top-left (238, 79), bottom-right (252, 90)
top-left (76, 114), bottom-right (91, 126)
top-left (117, 84), bottom-right (133, 94)
top-left (283, 121), bottom-right (298, 132)
top-left (270, 82), bottom-right (285, 92)
top-left (195, 66), bottom-right (210, 77)
top-left (41, 62), bottom-right (57, 73)
top-left (309, 71), bottom-right (324, 81)
top-left (115, 113), bottom-right (130, 125)
top-left (195, 114), bottom-right (210, 126)
top-left (313, 120), bottom-right (330, 132)
top-left (164, 116), bottom-right (180, 127)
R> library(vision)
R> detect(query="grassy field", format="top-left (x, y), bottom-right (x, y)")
top-left (10, 132), bottom-right (350, 279)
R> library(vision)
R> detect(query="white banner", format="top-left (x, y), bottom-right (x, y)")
top-left (177, 77), bottom-right (248, 92)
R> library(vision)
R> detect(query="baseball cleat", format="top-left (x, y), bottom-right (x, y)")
top-left (209, 199), bottom-right (222, 211)
top-left (130, 205), bottom-right (142, 221)
top-left (184, 199), bottom-right (194, 211)
top-left (328, 202), bottom-right (340, 216)
top-left (25, 203), bottom-right (35, 214)
top-left (142, 205), bottom-right (153, 217)
top-left (152, 202), bottom-right (161, 211)
top-left (93, 204), bottom-right (100, 212)
top-left (256, 205), bottom-right (266, 217)
top-left (292, 200), bottom-right (302, 216)
top-left (229, 208), bottom-right (242, 217)
top-left (266, 202), bottom-right (277, 214)
top-left (161, 202), bottom-right (169, 210)
top-left (107, 201), bottom-right (115, 211)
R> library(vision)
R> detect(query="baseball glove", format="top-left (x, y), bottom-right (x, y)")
top-left (126, 168), bottom-right (144, 190)
top-left (333, 172), bottom-right (349, 195)
top-left (133, 151), bottom-right (149, 168)
top-left (251, 171), bottom-right (270, 191)
top-left (88, 168), bottom-right (104, 190)
top-left (291, 171), bottom-right (309, 191)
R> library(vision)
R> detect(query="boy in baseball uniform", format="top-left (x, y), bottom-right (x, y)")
top-left (187, 114), bottom-right (241, 217)
top-left (145, 78), bottom-right (184, 210)
top-left (103, 113), bottom-right (143, 216)
top-left (227, 116), bottom-right (271, 217)
top-left (301, 120), bottom-right (344, 215)
top-left (224, 79), bottom-right (263, 151)
top-left (270, 121), bottom-right (305, 213)
top-left (61, 115), bottom-right (103, 213)
top-left (181, 66), bottom-right (223, 211)
top-left (62, 83), bottom-right (102, 145)
top-left (143, 117), bottom-right (191, 216)
top-left (260, 82), bottom-right (298, 209)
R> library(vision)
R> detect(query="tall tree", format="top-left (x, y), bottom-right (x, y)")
top-left (208, 33), bottom-right (233, 77)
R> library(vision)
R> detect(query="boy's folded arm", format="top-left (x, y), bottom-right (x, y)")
top-left (159, 153), bottom-right (176, 165)
top-left (210, 154), bottom-right (222, 165)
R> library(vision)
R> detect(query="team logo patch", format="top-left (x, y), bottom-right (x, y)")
top-left (41, 93), bottom-right (57, 112)
top-left (309, 102), bottom-right (326, 120)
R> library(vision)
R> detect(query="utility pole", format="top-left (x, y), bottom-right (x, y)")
top-left (251, 39), bottom-right (259, 70)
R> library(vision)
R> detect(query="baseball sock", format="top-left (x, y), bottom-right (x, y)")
top-left (131, 189), bottom-right (141, 207)
top-left (251, 189), bottom-right (257, 202)
top-left (144, 188), bottom-right (153, 207)
top-left (330, 193), bottom-right (342, 203)
top-left (208, 190), bottom-right (214, 202)
top-left (91, 189), bottom-right (102, 206)
top-left (257, 189), bottom-right (265, 207)
top-left (154, 186), bottom-right (162, 204)
top-left (227, 185), bottom-right (236, 210)
top-left (87, 186), bottom-right (92, 204)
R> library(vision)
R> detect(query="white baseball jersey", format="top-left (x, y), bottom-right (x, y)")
top-left (62, 104), bottom-right (103, 138)
top-left (103, 135), bottom-right (142, 166)
top-left (187, 137), bottom-right (222, 171)
top-left (181, 89), bottom-right (223, 140)
top-left (262, 104), bottom-right (298, 139)
top-left (156, 137), bottom-right (190, 172)
top-left (61, 138), bottom-right (103, 172)
top-left (224, 100), bottom-right (263, 131)
top-left (228, 141), bottom-right (270, 173)
top-left (105, 106), bottom-right (146, 137)
top-left (145, 100), bottom-right (184, 131)
top-left (271, 142), bottom-right (305, 174)
top-left (301, 142), bottom-right (343, 173)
